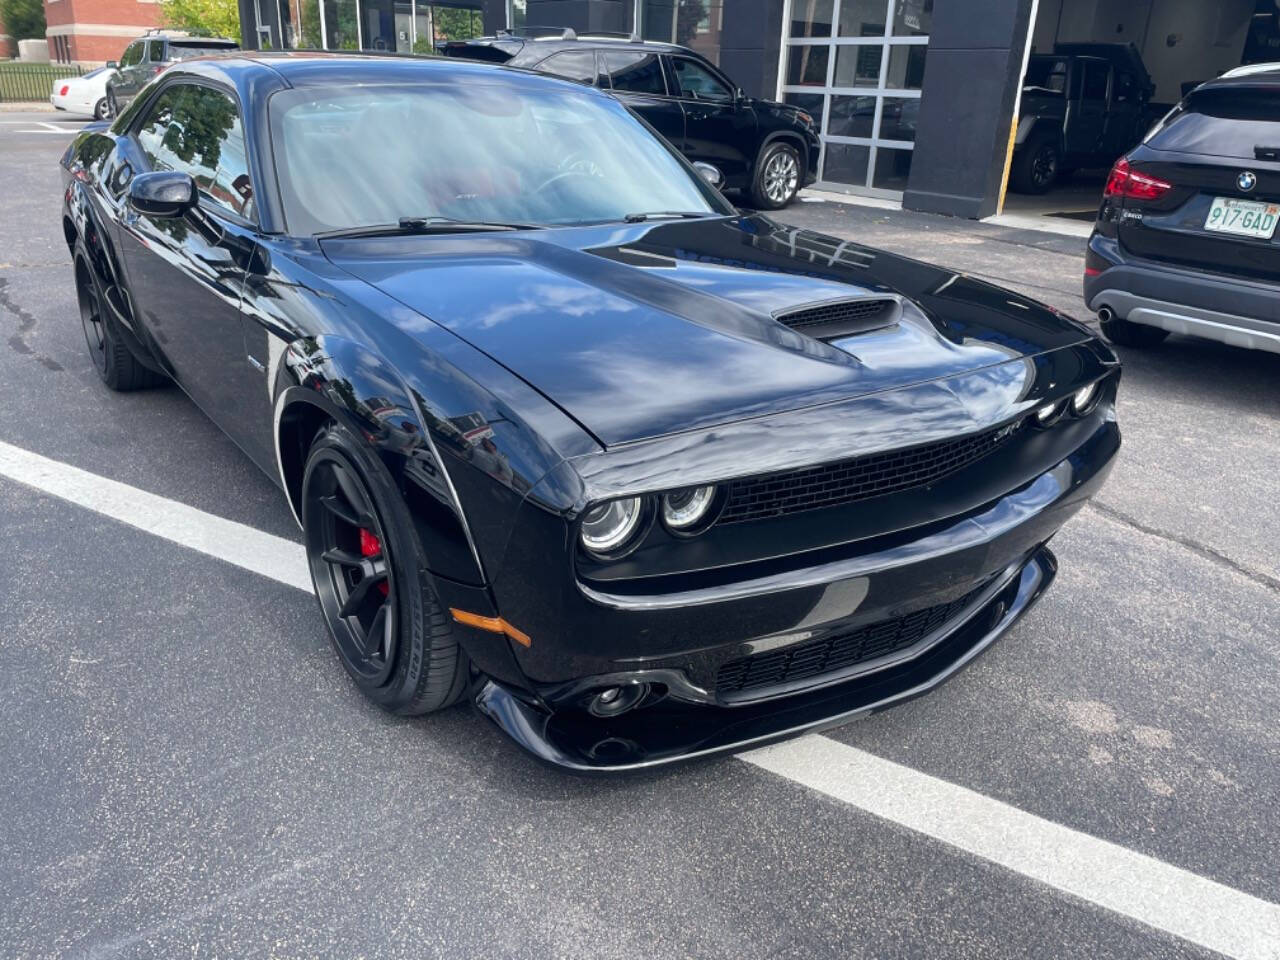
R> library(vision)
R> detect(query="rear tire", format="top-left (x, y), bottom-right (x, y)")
top-left (74, 252), bottom-right (166, 391)
top-left (302, 422), bottom-right (469, 715)
top-left (1100, 313), bottom-right (1169, 348)
top-left (93, 97), bottom-right (111, 121)
top-left (750, 141), bottom-right (802, 209)
top-left (1010, 136), bottom-right (1060, 194)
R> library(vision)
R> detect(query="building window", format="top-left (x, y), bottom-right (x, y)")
top-left (632, 0), bottom-right (722, 64)
top-left (781, 0), bottom-right (931, 197)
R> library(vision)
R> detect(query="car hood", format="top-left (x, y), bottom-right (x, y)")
top-left (321, 214), bottom-right (1092, 447)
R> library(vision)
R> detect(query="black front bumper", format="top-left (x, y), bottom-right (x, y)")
top-left (474, 545), bottom-right (1056, 772)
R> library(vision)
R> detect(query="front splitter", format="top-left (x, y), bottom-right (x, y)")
top-left (472, 546), bottom-right (1058, 773)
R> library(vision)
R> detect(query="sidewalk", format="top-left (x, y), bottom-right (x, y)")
top-left (0, 101), bottom-right (54, 112)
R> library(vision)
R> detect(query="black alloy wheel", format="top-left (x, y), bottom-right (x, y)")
top-left (1011, 136), bottom-right (1061, 195)
top-left (75, 251), bottom-right (164, 390)
top-left (301, 423), bottom-right (469, 714)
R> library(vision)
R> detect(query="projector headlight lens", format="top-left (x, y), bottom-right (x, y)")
top-left (579, 497), bottom-right (645, 556)
top-left (1071, 382), bottom-right (1099, 414)
top-left (1035, 401), bottom-right (1061, 424)
top-left (661, 485), bottom-right (718, 532)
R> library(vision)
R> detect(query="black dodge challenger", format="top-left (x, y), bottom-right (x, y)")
top-left (60, 53), bottom-right (1121, 771)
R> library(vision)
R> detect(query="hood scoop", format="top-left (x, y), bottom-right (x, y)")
top-left (775, 297), bottom-right (901, 341)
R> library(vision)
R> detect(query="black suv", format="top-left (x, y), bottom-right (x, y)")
top-left (1011, 43), bottom-right (1156, 194)
top-left (1084, 70), bottom-right (1280, 356)
top-left (444, 29), bottom-right (820, 208)
top-left (106, 32), bottom-right (239, 115)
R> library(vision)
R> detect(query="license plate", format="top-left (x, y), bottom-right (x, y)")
top-left (1205, 197), bottom-right (1279, 239)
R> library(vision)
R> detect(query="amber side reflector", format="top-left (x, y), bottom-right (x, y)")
top-left (449, 608), bottom-right (531, 648)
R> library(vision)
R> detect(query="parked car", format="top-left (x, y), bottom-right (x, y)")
top-left (1011, 43), bottom-right (1156, 194)
top-left (105, 31), bottom-right (239, 115)
top-left (61, 53), bottom-right (1120, 771)
top-left (1085, 71), bottom-right (1279, 354)
top-left (49, 64), bottom-right (119, 120)
top-left (444, 29), bottom-right (820, 208)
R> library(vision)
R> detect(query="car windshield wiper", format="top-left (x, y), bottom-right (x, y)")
top-left (621, 211), bottom-right (712, 223)
top-left (317, 217), bottom-right (542, 239)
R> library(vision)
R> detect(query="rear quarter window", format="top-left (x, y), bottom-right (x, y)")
top-left (1147, 89), bottom-right (1280, 160)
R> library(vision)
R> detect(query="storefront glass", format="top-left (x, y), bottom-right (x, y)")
top-left (635, 0), bottom-right (723, 65)
top-left (780, 0), bottom-right (931, 197)
top-left (294, 0), bottom-right (482, 52)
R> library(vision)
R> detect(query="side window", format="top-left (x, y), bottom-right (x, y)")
top-left (134, 84), bottom-right (255, 220)
top-left (1113, 70), bottom-right (1136, 103)
top-left (120, 42), bottom-right (143, 68)
top-left (671, 57), bottom-right (733, 101)
top-left (534, 50), bottom-right (597, 85)
top-left (144, 39), bottom-right (164, 62)
top-left (1082, 61), bottom-right (1109, 102)
top-left (603, 51), bottom-right (667, 96)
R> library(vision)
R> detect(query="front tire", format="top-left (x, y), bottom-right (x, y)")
top-left (1010, 136), bottom-right (1060, 194)
top-left (750, 141), bottom-right (802, 209)
top-left (74, 252), bottom-right (165, 390)
top-left (1100, 313), bottom-right (1169, 348)
top-left (302, 422), bottom-right (469, 715)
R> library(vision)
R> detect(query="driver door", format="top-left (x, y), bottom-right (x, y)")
top-left (117, 80), bottom-right (267, 455)
top-left (666, 54), bottom-right (755, 185)
top-left (600, 49), bottom-right (686, 152)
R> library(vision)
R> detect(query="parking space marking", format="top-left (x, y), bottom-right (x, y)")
top-left (4, 434), bottom-right (1279, 959)
top-left (741, 736), bottom-right (1280, 960)
top-left (0, 438), bottom-right (310, 591)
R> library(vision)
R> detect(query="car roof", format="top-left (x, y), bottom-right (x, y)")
top-left (453, 31), bottom-right (693, 59)
top-left (168, 51), bottom-right (620, 95)
top-left (1193, 70), bottom-right (1280, 92)
top-left (1222, 62), bottom-right (1280, 79)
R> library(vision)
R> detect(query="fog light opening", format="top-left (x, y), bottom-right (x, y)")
top-left (588, 682), bottom-right (650, 717)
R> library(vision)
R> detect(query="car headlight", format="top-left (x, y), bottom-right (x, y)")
top-left (661, 485), bottom-right (717, 532)
top-left (580, 497), bottom-right (645, 556)
top-left (1071, 382), bottom-right (1100, 415)
top-left (1034, 401), bottom-right (1062, 426)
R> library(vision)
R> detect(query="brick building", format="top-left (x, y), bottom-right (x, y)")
top-left (43, 0), bottom-right (162, 65)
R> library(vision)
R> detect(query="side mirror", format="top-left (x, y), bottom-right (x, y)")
top-left (128, 171), bottom-right (198, 218)
top-left (693, 161), bottom-right (725, 190)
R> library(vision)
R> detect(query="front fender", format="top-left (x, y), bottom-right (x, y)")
top-left (273, 335), bottom-right (486, 587)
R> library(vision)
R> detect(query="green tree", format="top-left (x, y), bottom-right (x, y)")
top-left (159, 0), bottom-right (240, 40)
top-left (0, 0), bottom-right (46, 42)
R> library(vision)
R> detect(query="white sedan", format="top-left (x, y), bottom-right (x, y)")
top-left (49, 65), bottom-right (117, 120)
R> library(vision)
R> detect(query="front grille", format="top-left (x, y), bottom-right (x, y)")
top-left (776, 298), bottom-right (897, 334)
top-left (716, 582), bottom-right (989, 697)
top-left (718, 422), bottom-right (1019, 525)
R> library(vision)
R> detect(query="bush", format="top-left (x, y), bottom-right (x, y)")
top-left (159, 0), bottom-right (240, 41)
top-left (0, 0), bottom-right (45, 43)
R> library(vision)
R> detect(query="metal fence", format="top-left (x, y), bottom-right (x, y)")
top-left (0, 62), bottom-right (85, 103)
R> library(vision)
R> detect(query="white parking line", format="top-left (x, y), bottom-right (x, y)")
top-left (0, 439), bottom-right (310, 591)
top-left (2, 436), bottom-right (1279, 958)
top-left (741, 736), bottom-right (1280, 960)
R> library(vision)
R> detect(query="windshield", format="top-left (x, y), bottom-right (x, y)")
top-left (268, 79), bottom-right (727, 235)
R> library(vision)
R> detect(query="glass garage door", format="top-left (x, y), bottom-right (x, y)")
top-left (781, 0), bottom-right (931, 197)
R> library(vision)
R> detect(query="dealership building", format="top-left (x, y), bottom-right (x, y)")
top-left (161, 0), bottom-right (1267, 218)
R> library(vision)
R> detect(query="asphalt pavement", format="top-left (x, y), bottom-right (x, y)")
top-left (1, 113), bottom-right (1277, 960)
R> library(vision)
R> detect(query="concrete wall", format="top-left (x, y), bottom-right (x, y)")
top-left (903, 0), bottom-right (1036, 219)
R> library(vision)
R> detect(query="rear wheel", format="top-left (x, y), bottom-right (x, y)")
top-left (750, 142), bottom-right (802, 209)
top-left (74, 253), bottom-right (165, 390)
top-left (1100, 313), bottom-right (1169, 348)
top-left (93, 97), bottom-right (111, 121)
top-left (302, 422), bottom-right (469, 715)
top-left (1011, 136), bottom-right (1060, 194)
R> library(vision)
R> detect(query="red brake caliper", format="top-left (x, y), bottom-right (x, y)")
top-left (359, 528), bottom-right (390, 596)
